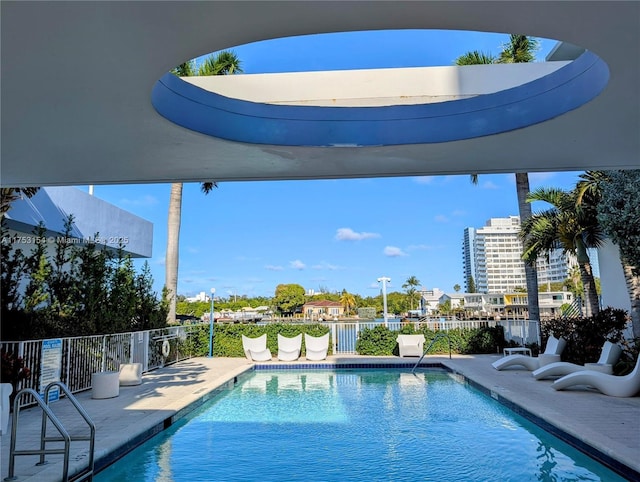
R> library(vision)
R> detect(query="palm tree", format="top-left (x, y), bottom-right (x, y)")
top-left (454, 51), bottom-right (495, 65)
top-left (165, 52), bottom-right (242, 323)
top-left (520, 187), bottom-right (604, 317)
top-left (402, 276), bottom-right (421, 310)
top-left (497, 35), bottom-right (539, 64)
top-left (339, 289), bottom-right (356, 316)
top-left (1, 187), bottom-right (40, 217)
top-left (460, 35), bottom-right (541, 327)
top-left (198, 51), bottom-right (242, 76)
top-left (453, 284), bottom-right (461, 292)
top-left (578, 170), bottom-right (640, 337)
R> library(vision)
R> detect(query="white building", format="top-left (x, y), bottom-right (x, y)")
top-left (463, 216), bottom-right (580, 294)
top-left (185, 292), bottom-right (210, 303)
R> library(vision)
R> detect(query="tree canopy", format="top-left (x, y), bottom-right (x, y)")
top-left (273, 284), bottom-right (306, 315)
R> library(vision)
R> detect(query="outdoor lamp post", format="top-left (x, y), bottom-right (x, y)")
top-left (208, 288), bottom-right (215, 358)
top-left (377, 277), bottom-right (391, 327)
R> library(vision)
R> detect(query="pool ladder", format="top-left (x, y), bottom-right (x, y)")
top-left (5, 382), bottom-right (96, 482)
top-left (411, 333), bottom-right (452, 373)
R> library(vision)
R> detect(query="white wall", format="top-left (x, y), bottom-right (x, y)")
top-left (598, 239), bottom-right (631, 312)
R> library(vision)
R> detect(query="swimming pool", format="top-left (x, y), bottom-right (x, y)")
top-left (95, 369), bottom-right (625, 481)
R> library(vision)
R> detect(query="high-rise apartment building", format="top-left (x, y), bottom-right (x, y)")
top-left (463, 216), bottom-right (579, 293)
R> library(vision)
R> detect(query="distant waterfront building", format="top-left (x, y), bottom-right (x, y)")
top-left (462, 216), bottom-right (580, 294)
top-left (186, 291), bottom-right (210, 303)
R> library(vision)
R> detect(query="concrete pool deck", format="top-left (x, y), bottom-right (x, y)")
top-left (1, 354), bottom-right (639, 481)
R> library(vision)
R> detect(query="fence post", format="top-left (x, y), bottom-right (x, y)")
top-left (129, 334), bottom-right (135, 364)
top-left (101, 336), bottom-right (107, 372)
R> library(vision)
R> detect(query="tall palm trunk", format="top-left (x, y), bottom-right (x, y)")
top-left (515, 173), bottom-right (540, 325)
top-left (575, 236), bottom-right (600, 317)
top-left (622, 265), bottom-right (640, 338)
top-left (166, 183), bottom-right (183, 323)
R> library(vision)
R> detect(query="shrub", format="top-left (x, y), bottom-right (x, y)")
top-left (541, 307), bottom-right (628, 365)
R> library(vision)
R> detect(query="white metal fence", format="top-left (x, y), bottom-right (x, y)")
top-left (1, 324), bottom-right (207, 408)
top-left (1, 319), bottom-right (537, 407)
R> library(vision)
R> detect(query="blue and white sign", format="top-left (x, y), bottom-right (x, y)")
top-left (40, 338), bottom-right (62, 402)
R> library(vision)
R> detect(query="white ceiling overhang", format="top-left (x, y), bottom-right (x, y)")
top-left (1, 1), bottom-right (638, 187)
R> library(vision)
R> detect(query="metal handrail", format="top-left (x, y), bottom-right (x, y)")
top-left (40, 382), bottom-right (96, 480)
top-left (5, 388), bottom-right (71, 481)
top-left (5, 383), bottom-right (96, 482)
top-left (411, 333), bottom-right (451, 373)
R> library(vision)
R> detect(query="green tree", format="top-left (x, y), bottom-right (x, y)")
top-left (453, 284), bottom-right (461, 292)
top-left (466, 275), bottom-right (476, 293)
top-left (497, 35), bottom-right (540, 64)
top-left (339, 289), bottom-right (356, 316)
top-left (273, 284), bottom-right (306, 315)
top-left (198, 51), bottom-right (242, 76)
top-left (521, 187), bottom-right (604, 317)
top-left (454, 50), bottom-right (495, 65)
top-left (1, 187), bottom-right (40, 218)
top-left (590, 170), bottom-right (640, 337)
top-left (402, 276), bottom-right (421, 310)
top-left (165, 50), bottom-right (242, 323)
top-left (438, 299), bottom-right (452, 315)
top-left (171, 60), bottom-right (195, 77)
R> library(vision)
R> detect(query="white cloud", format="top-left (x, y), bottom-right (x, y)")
top-left (264, 264), bottom-right (284, 271)
top-left (452, 209), bottom-right (466, 217)
top-left (482, 181), bottom-right (499, 190)
top-left (384, 246), bottom-right (407, 257)
top-left (119, 194), bottom-right (158, 207)
top-left (413, 176), bottom-right (434, 185)
top-left (155, 256), bottom-right (166, 266)
top-left (290, 259), bottom-right (306, 270)
top-left (312, 261), bottom-right (341, 270)
top-left (434, 214), bottom-right (449, 223)
top-left (335, 227), bottom-right (380, 241)
top-left (407, 244), bottom-right (434, 251)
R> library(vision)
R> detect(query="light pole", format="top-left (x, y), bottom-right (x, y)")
top-left (208, 288), bottom-right (215, 358)
top-left (377, 277), bottom-right (391, 327)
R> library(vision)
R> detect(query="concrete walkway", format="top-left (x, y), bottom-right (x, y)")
top-left (1, 354), bottom-right (638, 481)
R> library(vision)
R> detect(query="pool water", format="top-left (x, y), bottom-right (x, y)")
top-left (95, 370), bottom-right (625, 481)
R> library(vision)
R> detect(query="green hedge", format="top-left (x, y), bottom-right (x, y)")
top-left (180, 323), bottom-right (332, 358)
top-left (180, 323), bottom-right (504, 358)
top-left (355, 325), bottom-right (505, 356)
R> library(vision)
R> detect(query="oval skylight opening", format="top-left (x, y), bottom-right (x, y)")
top-left (152, 30), bottom-right (608, 146)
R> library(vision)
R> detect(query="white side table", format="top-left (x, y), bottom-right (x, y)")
top-left (91, 371), bottom-right (120, 399)
top-left (503, 347), bottom-right (532, 357)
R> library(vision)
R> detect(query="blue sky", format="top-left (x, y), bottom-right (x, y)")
top-left (77, 30), bottom-right (582, 300)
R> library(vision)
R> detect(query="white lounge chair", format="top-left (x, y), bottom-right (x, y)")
top-left (397, 334), bottom-right (425, 357)
top-left (492, 335), bottom-right (566, 371)
top-left (1, 383), bottom-right (13, 435)
top-left (277, 333), bottom-right (302, 361)
top-left (242, 334), bottom-right (272, 361)
top-left (532, 341), bottom-right (622, 379)
top-left (552, 356), bottom-right (640, 397)
top-left (304, 333), bottom-right (329, 361)
top-left (119, 362), bottom-right (143, 386)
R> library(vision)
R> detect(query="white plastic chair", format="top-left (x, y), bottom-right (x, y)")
top-left (119, 363), bottom-right (143, 386)
top-left (492, 335), bottom-right (566, 371)
top-left (242, 334), bottom-right (272, 361)
top-left (277, 334), bottom-right (302, 361)
top-left (532, 341), bottom-right (622, 379)
top-left (552, 356), bottom-right (640, 397)
top-left (304, 333), bottom-right (329, 361)
top-left (396, 334), bottom-right (425, 357)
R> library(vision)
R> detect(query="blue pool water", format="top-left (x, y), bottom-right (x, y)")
top-left (95, 370), bottom-right (625, 481)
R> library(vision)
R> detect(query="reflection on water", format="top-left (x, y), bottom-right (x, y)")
top-left (95, 370), bottom-right (626, 482)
